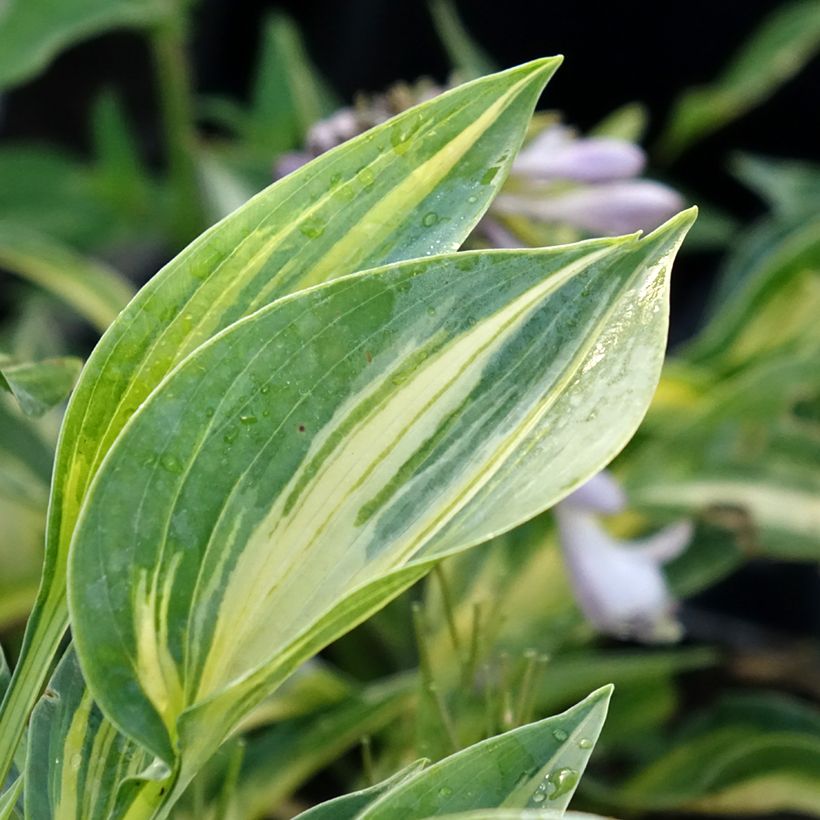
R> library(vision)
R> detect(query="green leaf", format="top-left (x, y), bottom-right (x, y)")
top-left (246, 13), bottom-right (337, 156)
top-left (0, 223), bottom-right (134, 332)
top-left (658, 0), bottom-right (820, 159)
top-left (596, 692), bottom-right (820, 816)
top-left (0, 58), bottom-right (561, 785)
top-left (68, 213), bottom-right (692, 804)
top-left (0, 398), bottom-right (51, 629)
top-left (733, 154), bottom-right (820, 218)
top-left (295, 762), bottom-right (429, 820)
top-left (224, 676), bottom-right (415, 819)
top-left (357, 687), bottom-right (612, 817)
top-left (24, 648), bottom-right (152, 820)
top-left (0, 0), bottom-right (169, 90)
top-left (0, 778), bottom-right (21, 820)
top-left (433, 813), bottom-right (611, 820)
top-left (429, 0), bottom-right (496, 80)
top-left (0, 356), bottom-right (83, 418)
top-left (589, 102), bottom-right (648, 143)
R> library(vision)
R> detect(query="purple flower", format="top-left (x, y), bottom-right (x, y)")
top-left (556, 471), bottom-right (693, 643)
top-left (494, 180), bottom-right (684, 236)
top-left (512, 125), bottom-right (646, 182)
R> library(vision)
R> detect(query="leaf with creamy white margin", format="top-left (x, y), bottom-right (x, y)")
top-left (68, 211), bottom-right (693, 813)
top-left (357, 687), bottom-right (612, 818)
top-left (295, 761), bottom-right (429, 820)
top-left (25, 649), bottom-right (152, 820)
top-left (0, 58), bottom-right (561, 786)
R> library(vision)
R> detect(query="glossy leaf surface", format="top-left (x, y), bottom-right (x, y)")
top-left (357, 687), bottom-right (611, 817)
top-left (68, 213), bottom-right (691, 778)
top-left (0, 58), bottom-right (559, 783)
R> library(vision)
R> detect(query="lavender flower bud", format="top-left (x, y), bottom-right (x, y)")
top-left (514, 126), bottom-right (646, 182)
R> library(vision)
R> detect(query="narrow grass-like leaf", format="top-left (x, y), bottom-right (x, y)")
top-left (356, 687), bottom-right (611, 818)
top-left (658, 0), bottom-right (820, 159)
top-left (226, 676), bottom-right (415, 819)
top-left (295, 762), bottom-right (429, 820)
top-left (68, 212), bottom-right (691, 798)
top-left (24, 649), bottom-right (152, 820)
top-left (0, 224), bottom-right (134, 332)
top-left (592, 693), bottom-right (820, 816)
top-left (0, 59), bottom-right (560, 784)
top-left (0, 356), bottom-right (83, 418)
top-left (0, 778), bottom-right (21, 820)
top-left (0, 0), bottom-right (168, 90)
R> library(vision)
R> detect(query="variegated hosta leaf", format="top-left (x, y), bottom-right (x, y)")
top-left (295, 761), bottom-right (429, 820)
top-left (25, 649), bottom-right (152, 820)
top-left (355, 686), bottom-right (612, 818)
top-left (433, 813), bottom-right (614, 820)
top-left (69, 213), bottom-right (692, 781)
top-left (0, 58), bottom-right (560, 783)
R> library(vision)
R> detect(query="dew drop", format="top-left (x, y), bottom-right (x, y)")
top-left (260, 385), bottom-right (270, 395)
top-left (552, 728), bottom-right (568, 742)
top-left (426, 305), bottom-right (437, 317)
top-left (467, 194), bottom-right (478, 203)
top-left (240, 414), bottom-right (257, 425)
top-left (299, 222), bottom-right (325, 239)
top-left (160, 453), bottom-right (182, 474)
top-left (438, 785), bottom-right (453, 798)
top-left (70, 753), bottom-right (82, 771)
top-left (481, 166), bottom-right (500, 185)
top-left (422, 212), bottom-right (439, 227)
top-left (532, 793), bottom-right (546, 804)
top-left (223, 428), bottom-right (238, 444)
top-left (579, 737), bottom-right (593, 749)
top-left (545, 767), bottom-right (579, 801)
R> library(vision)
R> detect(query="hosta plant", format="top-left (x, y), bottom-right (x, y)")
top-left (0, 57), bottom-right (693, 819)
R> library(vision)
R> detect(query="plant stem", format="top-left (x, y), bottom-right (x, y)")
top-left (150, 16), bottom-right (205, 245)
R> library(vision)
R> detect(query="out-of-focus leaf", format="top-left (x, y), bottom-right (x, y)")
top-left (692, 215), bottom-right (820, 367)
top-left (590, 103), bottom-right (648, 143)
top-left (0, 399), bottom-right (50, 628)
top-left (358, 687), bottom-right (611, 817)
top-left (627, 347), bottom-right (820, 561)
top-left (295, 762), bottom-right (429, 820)
top-left (658, 0), bottom-right (820, 159)
top-left (0, 149), bottom-right (114, 248)
top-left (0, 224), bottom-right (134, 332)
top-left (237, 660), bottom-right (353, 731)
top-left (733, 154), bottom-right (820, 218)
top-left (429, 0), bottom-right (496, 80)
top-left (68, 217), bottom-right (691, 795)
top-left (24, 648), bottom-right (152, 820)
top-left (591, 692), bottom-right (820, 816)
top-left (0, 59), bottom-right (565, 794)
top-left (246, 13), bottom-right (337, 155)
top-left (228, 676), bottom-right (415, 820)
top-left (0, 355), bottom-right (82, 418)
top-left (0, 0), bottom-right (169, 90)
top-left (91, 91), bottom-right (155, 219)
top-left (0, 777), bottom-right (21, 820)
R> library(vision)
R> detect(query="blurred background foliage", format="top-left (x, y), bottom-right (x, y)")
top-left (0, 0), bottom-right (818, 818)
